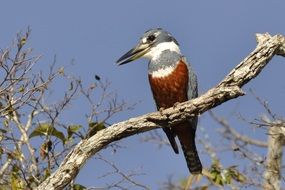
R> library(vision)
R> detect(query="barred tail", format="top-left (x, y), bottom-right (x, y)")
top-left (175, 120), bottom-right (202, 174)
top-left (180, 139), bottom-right (202, 174)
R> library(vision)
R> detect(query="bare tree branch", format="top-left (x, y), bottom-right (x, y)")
top-left (36, 33), bottom-right (285, 189)
top-left (209, 110), bottom-right (268, 147)
top-left (263, 117), bottom-right (285, 190)
top-left (96, 154), bottom-right (150, 190)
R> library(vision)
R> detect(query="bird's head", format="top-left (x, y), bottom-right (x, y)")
top-left (116, 28), bottom-right (180, 65)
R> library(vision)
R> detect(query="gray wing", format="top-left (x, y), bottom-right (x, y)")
top-left (179, 57), bottom-right (201, 173)
top-left (184, 57), bottom-right (198, 128)
top-left (182, 57), bottom-right (198, 100)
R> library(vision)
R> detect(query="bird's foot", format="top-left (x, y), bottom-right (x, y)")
top-left (159, 107), bottom-right (165, 115)
top-left (173, 102), bottom-right (180, 108)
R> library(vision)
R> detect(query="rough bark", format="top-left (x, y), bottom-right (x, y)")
top-left (263, 118), bottom-right (285, 190)
top-left (36, 33), bottom-right (285, 190)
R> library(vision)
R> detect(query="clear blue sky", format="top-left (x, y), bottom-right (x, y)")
top-left (1, 1), bottom-right (285, 189)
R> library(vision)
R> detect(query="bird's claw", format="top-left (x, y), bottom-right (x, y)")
top-left (159, 107), bottom-right (165, 115)
top-left (173, 102), bottom-right (180, 108)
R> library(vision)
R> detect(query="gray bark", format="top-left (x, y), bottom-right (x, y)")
top-left (263, 117), bottom-right (285, 190)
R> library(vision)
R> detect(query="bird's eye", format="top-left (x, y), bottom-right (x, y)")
top-left (147, 35), bottom-right (156, 42)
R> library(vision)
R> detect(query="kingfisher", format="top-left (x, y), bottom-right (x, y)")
top-left (116, 28), bottom-right (202, 174)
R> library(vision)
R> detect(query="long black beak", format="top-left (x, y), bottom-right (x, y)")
top-left (116, 43), bottom-right (150, 65)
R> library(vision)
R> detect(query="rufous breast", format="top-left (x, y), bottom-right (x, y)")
top-left (148, 60), bottom-right (189, 109)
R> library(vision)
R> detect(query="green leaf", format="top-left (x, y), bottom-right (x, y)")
top-left (0, 185), bottom-right (9, 189)
top-left (67, 125), bottom-right (82, 139)
top-left (179, 178), bottom-right (188, 188)
top-left (29, 123), bottom-right (66, 144)
top-left (5, 104), bottom-right (15, 117)
top-left (18, 86), bottom-right (25, 93)
top-left (224, 171), bottom-right (232, 184)
top-left (0, 128), bottom-right (7, 133)
top-left (29, 123), bottom-right (51, 137)
top-left (17, 37), bottom-right (26, 50)
top-left (43, 168), bottom-right (51, 180)
top-left (209, 164), bottom-right (224, 186)
top-left (20, 37), bottom-right (26, 47)
top-left (11, 165), bottom-right (25, 190)
top-left (200, 186), bottom-right (208, 190)
top-left (72, 184), bottom-right (87, 190)
top-left (87, 122), bottom-right (106, 138)
top-left (215, 175), bottom-right (223, 186)
top-left (228, 166), bottom-right (247, 183)
top-left (0, 128), bottom-right (6, 142)
top-left (52, 129), bottom-right (66, 144)
top-left (3, 120), bottom-right (9, 128)
top-left (12, 165), bottom-right (20, 174)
